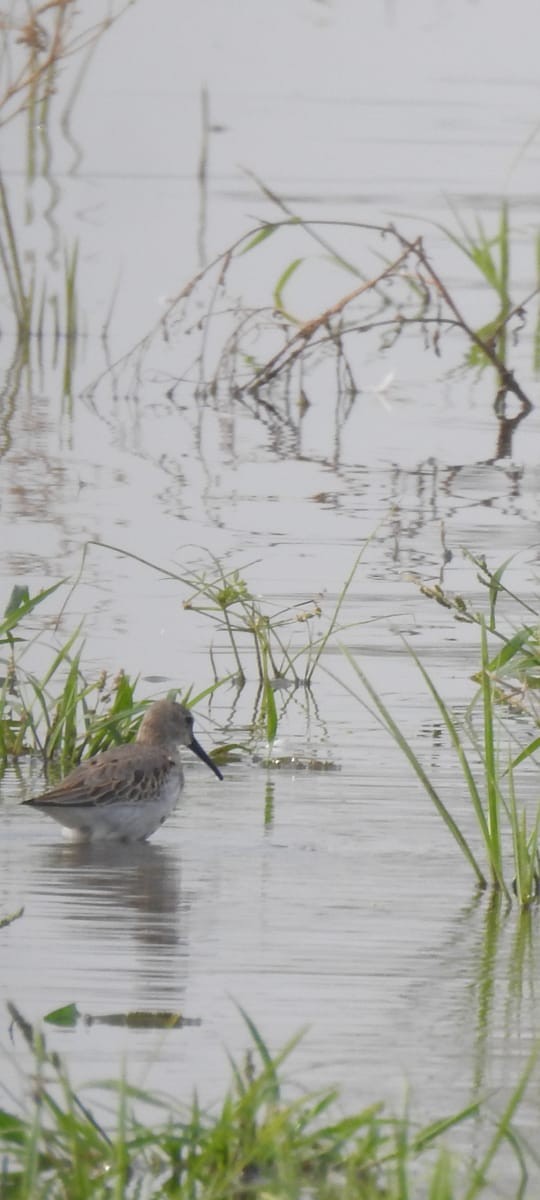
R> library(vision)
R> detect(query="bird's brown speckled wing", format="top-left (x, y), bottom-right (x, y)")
top-left (26, 745), bottom-right (174, 810)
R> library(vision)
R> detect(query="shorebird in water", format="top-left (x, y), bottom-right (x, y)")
top-left (23, 700), bottom-right (223, 842)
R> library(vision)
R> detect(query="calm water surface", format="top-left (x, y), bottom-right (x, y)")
top-left (2, 0), bottom-right (540, 1184)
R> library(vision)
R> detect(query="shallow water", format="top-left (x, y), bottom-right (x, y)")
top-left (2, 0), bottom-right (540, 1185)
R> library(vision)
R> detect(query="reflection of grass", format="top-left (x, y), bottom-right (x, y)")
top-left (0, 171), bottom-right (80, 375)
top-left (0, 2), bottom-right (131, 394)
top-left (3, 1002), bottom-right (537, 1199)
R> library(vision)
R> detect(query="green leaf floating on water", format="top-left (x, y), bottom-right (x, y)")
top-left (0, 907), bottom-right (24, 929)
top-left (44, 1003), bottom-right (81, 1027)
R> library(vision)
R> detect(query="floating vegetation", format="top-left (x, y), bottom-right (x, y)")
top-left (42, 1003), bottom-right (195, 1031)
top-left (261, 752), bottom-right (339, 771)
top-left (0, 907), bottom-right (24, 930)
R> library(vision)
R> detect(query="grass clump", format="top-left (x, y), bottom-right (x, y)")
top-left (333, 549), bottom-right (540, 906)
top-left (0, 542), bottom-right (369, 768)
top-left (0, 582), bottom-right (139, 768)
top-left (414, 550), bottom-right (540, 716)
top-left (87, 540), bottom-right (377, 746)
top-left (2, 1003), bottom-right (536, 1200)
top-left (335, 632), bottom-right (540, 905)
top-left (0, 581), bottom-right (226, 772)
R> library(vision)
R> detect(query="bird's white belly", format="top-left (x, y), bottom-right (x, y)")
top-left (60, 772), bottom-right (182, 842)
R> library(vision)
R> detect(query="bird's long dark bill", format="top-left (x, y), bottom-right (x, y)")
top-left (190, 737), bottom-right (223, 780)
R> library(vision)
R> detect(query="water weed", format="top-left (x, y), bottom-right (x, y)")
top-left (88, 541), bottom-right (375, 745)
top-left (508, 766), bottom-right (540, 907)
top-left (0, 546), bottom-right (380, 782)
top-left (335, 614), bottom-right (540, 904)
top-left (413, 551), bottom-right (540, 742)
top-left (1, 1005), bottom-right (536, 1199)
top-left (439, 200), bottom-right (512, 368)
top-left (92, 190), bottom-right (539, 428)
top-left (0, 582), bottom-right (225, 769)
top-left (334, 645), bottom-right (488, 891)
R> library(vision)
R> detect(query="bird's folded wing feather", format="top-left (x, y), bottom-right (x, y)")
top-left (28, 748), bottom-right (170, 808)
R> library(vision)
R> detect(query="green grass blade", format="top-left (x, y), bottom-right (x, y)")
top-left (306, 542), bottom-right (374, 685)
top-left (240, 224), bottom-right (277, 254)
top-left (511, 736), bottom-right (540, 770)
top-left (0, 580), bottom-right (65, 639)
top-left (484, 628), bottom-right (535, 674)
top-left (462, 1042), bottom-right (539, 1200)
top-left (273, 257), bottom-right (303, 318)
top-left (404, 638), bottom-right (491, 851)
top-left (37, 626), bottom-right (83, 691)
top-left (339, 648), bottom-right (486, 886)
top-left (263, 677), bottom-right (278, 744)
top-left (480, 621), bottom-right (503, 886)
top-left (235, 1006), bottom-right (280, 1100)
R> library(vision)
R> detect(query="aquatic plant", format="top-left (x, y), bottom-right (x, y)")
top-left (0, 534), bottom-right (384, 777)
top-left (85, 541), bottom-right (377, 745)
top-left (436, 200), bottom-right (540, 378)
top-left (333, 556), bottom-right (540, 902)
top-left (0, 0), bottom-right (131, 377)
top-left (88, 190), bottom-right (539, 442)
top-left (412, 551), bottom-right (540, 743)
top-left (1, 1003), bottom-right (536, 1199)
top-left (0, 582), bottom-right (226, 770)
top-left (0, 2), bottom-right (131, 129)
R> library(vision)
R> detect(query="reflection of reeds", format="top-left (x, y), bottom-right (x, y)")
top-left (0, 2), bottom-right (132, 395)
top-left (0, 167), bottom-right (80, 399)
top-left (0, 172), bottom-right (80, 392)
top-left (0, 172), bottom-right (30, 334)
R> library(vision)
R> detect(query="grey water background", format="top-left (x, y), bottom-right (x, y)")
top-left (2, 0), bottom-right (540, 1173)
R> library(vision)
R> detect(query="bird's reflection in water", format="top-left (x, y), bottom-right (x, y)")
top-left (37, 840), bottom-right (189, 1009)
